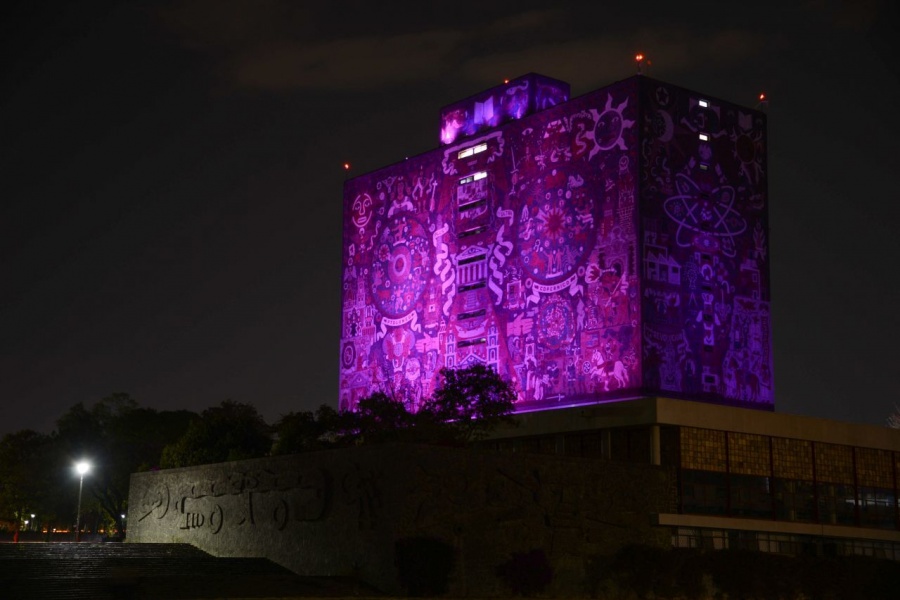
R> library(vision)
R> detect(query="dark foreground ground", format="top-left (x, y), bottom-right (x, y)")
top-left (0, 542), bottom-right (379, 600)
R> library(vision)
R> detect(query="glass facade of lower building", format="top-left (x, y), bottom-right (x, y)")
top-left (487, 423), bottom-right (900, 532)
top-left (672, 527), bottom-right (900, 560)
top-left (675, 426), bottom-right (900, 531)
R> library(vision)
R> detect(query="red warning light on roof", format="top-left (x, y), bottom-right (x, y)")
top-left (635, 53), bottom-right (645, 62)
top-left (503, 78), bottom-right (510, 84)
top-left (343, 163), bottom-right (351, 171)
top-left (759, 92), bottom-right (767, 101)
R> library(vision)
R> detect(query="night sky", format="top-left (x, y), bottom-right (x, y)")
top-left (3, 1), bottom-right (899, 435)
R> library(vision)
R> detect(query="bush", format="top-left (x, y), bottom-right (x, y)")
top-left (394, 536), bottom-right (455, 596)
top-left (495, 548), bottom-right (554, 596)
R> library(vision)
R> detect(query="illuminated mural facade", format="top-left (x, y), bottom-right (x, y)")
top-left (341, 76), bottom-right (771, 413)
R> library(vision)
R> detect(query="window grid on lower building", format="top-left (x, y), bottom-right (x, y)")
top-left (680, 427), bottom-right (727, 472)
top-left (857, 447), bottom-right (894, 488)
top-left (815, 443), bottom-right (855, 485)
top-left (671, 527), bottom-right (900, 561)
top-left (728, 432), bottom-right (770, 476)
top-left (772, 437), bottom-right (813, 480)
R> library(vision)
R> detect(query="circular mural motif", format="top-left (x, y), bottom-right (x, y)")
top-left (342, 342), bottom-right (356, 370)
top-left (517, 169), bottom-right (593, 284)
top-left (371, 215), bottom-right (430, 317)
top-left (538, 296), bottom-right (574, 350)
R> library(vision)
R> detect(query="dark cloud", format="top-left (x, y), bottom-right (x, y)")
top-left (460, 27), bottom-right (771, 91)
top-left (2, 0), bottom-right (899, 434)
top-left (154, 2), bottom-right (774, 94)
top-left (230, 30), bottom-right (466, 90)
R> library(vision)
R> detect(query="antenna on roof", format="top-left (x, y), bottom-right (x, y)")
top-left (635, 53), bottom-right (650, 75)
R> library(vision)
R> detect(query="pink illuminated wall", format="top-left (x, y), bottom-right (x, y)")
top-left (639, 81), bottom-right (771, 406)
top-left (439, 73), bottom-right (570, 145)
top-left (341, 76), bottom-right (771, 413)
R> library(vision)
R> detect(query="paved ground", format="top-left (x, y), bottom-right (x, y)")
top-left (0, 542), bottom-right (380, 599)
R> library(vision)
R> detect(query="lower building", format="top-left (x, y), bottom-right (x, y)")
top-left (484, 396), bottom-right (900, 560)
top-left (126, 397), bottom-right (900, 594)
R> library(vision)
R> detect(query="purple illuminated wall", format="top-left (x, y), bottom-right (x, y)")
top-left (639, 82), bottom-right (771, 405)
top-left (440, 73), bottom-right (570, 145)
top-left (341, 76), bottom-right (771, 413)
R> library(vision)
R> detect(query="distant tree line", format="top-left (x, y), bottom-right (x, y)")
top-left (0, 365), bottom-right (514, 536)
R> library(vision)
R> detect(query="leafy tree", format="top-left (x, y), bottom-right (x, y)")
top-left (272, 410), bottom-right (319, 455)
top-left (496, 548), bottom-right (554, 596)
top-left (272, 404), bottom-right (350, 454)
top-left (275, 395), bottom-right (419, 452)
top-left (54, 393), bottom-right (195, 535)
top-left (422, 364), bottom-right (516, 443)
top-left (0, 430), bottom-right (53, 529)
top-left (311, 364), bottom-right (517, 449)
top-left (161, 400), bottom-right (272, 468)
top-left (395, 536), bottom-right (456, 596)
top-left (352, 391), bottom-right (418, 443)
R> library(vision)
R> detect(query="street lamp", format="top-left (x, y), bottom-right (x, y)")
top-left (30, 514), bottom-right (35, 532)
top-left (75, 461), bottom-right (91, 542)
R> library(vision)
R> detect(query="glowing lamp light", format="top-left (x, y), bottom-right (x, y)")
top-left (74, 461), bottom-right (91, 542)
top-left (343, 162), bottom-right (351, 171)
top-left (759, 92), bottom-right (766, 101)
top-left (503, 78), bottom-right (510, 84)
top-left (635, 53), bottom-right (645, 62)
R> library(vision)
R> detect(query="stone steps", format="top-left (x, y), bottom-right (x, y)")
top-left (0, 543), bottom-right (376, 599)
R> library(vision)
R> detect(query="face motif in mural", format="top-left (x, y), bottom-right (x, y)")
top-left (593, 95), bottom-right (632, 151)
top-left (351, 193), bottom-right (374, 231)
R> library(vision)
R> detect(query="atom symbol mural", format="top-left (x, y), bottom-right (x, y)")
top-left (664, 173), bottom-right (746, 248)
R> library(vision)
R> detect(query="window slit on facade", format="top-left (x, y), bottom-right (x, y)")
top-left (457, 143), bottom-right (488, 160)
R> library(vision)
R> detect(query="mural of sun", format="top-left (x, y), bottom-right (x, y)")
top-left (588, 94), bottom-right (635, 160)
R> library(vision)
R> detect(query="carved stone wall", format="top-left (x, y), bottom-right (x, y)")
top-left (127, 444), bottom-right (674, 595)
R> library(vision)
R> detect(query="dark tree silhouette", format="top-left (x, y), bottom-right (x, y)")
top-left (161, 400), bottom-right (271, 468)
top-left (422, 364), bottom-right (516, 443)
top-left (272, 404), bottom-right (351, 454)
top-left (54, 393), bottom-right (194, 534)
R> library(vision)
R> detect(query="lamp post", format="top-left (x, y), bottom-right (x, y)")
top-left (75, 461), bottom-right (91, 542)
top-left (30, 514), bottom-right (35, 532)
